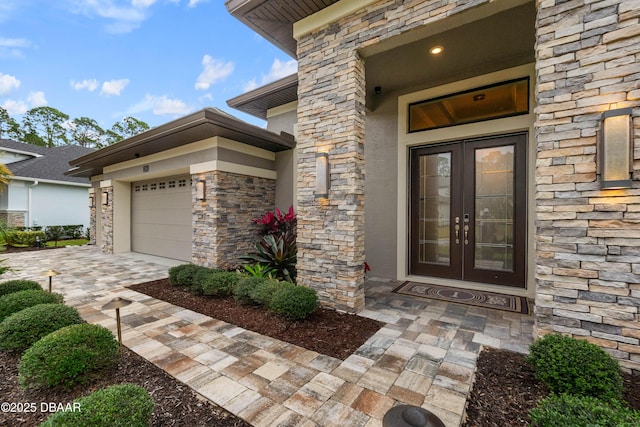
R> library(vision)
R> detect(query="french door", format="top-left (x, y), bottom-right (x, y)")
top-left (409, 133), bottom-right (527, 287)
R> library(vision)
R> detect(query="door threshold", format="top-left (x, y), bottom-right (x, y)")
top-left (402, 275), bottom-right (532, 298)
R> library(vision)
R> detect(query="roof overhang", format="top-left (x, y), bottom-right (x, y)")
top-left (225, 0), bottom-right (339, 58)
top-left (66, 108), bottom-right (295, 178)
top-left (227, 74), bottom-right (298, 119)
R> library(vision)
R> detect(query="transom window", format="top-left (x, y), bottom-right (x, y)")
top-left (409, 77), bottom-right (529, 133)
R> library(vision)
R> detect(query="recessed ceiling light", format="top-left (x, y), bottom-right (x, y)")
top-left (429, 45), bottom-right (444, 55)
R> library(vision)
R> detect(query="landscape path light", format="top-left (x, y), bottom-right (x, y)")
top-left (41, 269), bottom-right (60, 293)
top-left (101, 297), bottom-right (132, 355)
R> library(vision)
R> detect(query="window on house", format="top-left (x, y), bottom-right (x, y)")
top-left (178, 179), bottom-right (186, 187)
top-left (168, 181), bottom-right (176, 188)
top-left (150, 183), bottom-right (157, 190)
top-left (409, 77), bottom-right (529, 133)
top-left (142, 184), bottom-right (148, 191)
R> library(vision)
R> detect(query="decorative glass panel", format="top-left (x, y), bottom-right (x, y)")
top-left (418, 152), bottom-right (451, 265)
top-left (474, 146), bottom-right (514, 271)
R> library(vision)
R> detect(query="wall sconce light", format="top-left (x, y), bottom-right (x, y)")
top-left (600, 107), bottom-right (633, 189)
top-left (196, 180), bottom-right (206, 201)
top-left (89, 195), bottom-right (95, 208)
top-left (102, 191), bottom-right (109, 206)
top-left (315, 152), bottom-right (329, 199)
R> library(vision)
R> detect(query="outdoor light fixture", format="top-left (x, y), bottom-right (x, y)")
top-left (41, 269), bottom-right (60, 293)
top-left (315, 152), bottom-right (329, 199)
top-left (101, 297), bottom-right (132, 356)
top-left (89, 194), bottom-right (95, 208)
top-left (102, 191), bottom-right (109, 206)
top-left (196, 179), bottom-right (206, 201)
top-left (429, 45), bottom-right (444, 55)
top-left (600, 107), bottom-right (633, 189)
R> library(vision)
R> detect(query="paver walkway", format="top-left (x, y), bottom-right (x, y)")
top-left (2, 246), bottom-right (535, 426)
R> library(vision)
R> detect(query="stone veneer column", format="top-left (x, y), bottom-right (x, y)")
top-left (534, 0), bottom-right (640, 371)
top-left (192, 171), bottom-right (275, 269)
top-left (295, 0), bottom-right (496, 312)
top-left (101, 186), bottom-right (113, 254)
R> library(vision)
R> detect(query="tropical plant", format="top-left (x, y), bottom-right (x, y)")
top-left (241, 232), bottom-right (296, 282)
top-left (241, 263), bottom-right (274, 279)
top-left (253, 205), bottom-right (296, 237)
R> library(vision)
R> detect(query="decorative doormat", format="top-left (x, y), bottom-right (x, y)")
top-left (393, 281), bottom-right (530, 314)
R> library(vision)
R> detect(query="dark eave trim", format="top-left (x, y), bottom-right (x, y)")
top-left (227, 74), bottom-right (298, 119)
top-left (67, 108), bottom-right (295, 178)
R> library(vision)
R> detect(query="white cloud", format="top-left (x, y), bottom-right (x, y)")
top-left (1, 99), bottom-right (27, 115)
top-left (0, 37), bottom-right (29, 48)
top-left (195, 55), bottom-right (234, 90)
top-left (101, 78), bottom-right (130, 96)
top-left (127, 94), bottom-right (193, 117)
top-left (0, 72), bottom-right (20, 95)
top-left (243, 58), bottom-right (297, 93)
top-left (188, 0), bottom-right (208, 7)
top-left (71, 79), bottom-right (99, 92)
top-left (27, 91), bottom-right (47, 107)
top-left (68, 0), bottom-right (150, 33)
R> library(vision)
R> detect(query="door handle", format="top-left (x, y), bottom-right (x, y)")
top-left (454, 216), bottom-right (460, 244)
top-left (464, 224), bottom-right (469, 245)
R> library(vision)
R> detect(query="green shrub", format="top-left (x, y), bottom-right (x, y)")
top-left (168, 264), bottom-right (208, 287)
top-left (530, 394), bottom-right (640, 427)
top-left (269, 285), bottom-right (318, 320)
top-left (189, 268), bottom-right (221, 294)
top-left (5, 230), bottom-right (46, 247)
top-left (234, 277), bottom-right (270, 304)
top-left (200, 271), bottom-right (240, 296)
top-left (0, 279), bottom-right (42, 297)
top-left (0, 289), bottom-right (63, 322)
top-left (0, 303), bottom-right (83, 352)
top-left (19, 323), bottom-right (119, 390)
top-left (249, 280), bottom-right (292, 307)
top-left (527, 333), bottom-right (623, 401)
top-left (40, 384), bottom-right (154, 427)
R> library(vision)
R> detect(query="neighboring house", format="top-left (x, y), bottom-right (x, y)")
top-left (69, 1), bottom-right (640, 371)
top-left (0, 139), bottom-right (93, 230)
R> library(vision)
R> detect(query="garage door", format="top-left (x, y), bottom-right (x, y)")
top-left (131, 176), bottom-right (192, 261)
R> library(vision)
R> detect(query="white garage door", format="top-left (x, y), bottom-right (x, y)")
top-left (131, 176), bottom-right (192, 262)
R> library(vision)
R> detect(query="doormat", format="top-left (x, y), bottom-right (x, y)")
top-left (393, 281), bottom-right (530, 314)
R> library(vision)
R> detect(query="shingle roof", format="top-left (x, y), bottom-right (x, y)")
top-left (0, 140), bottom-right (94, 184)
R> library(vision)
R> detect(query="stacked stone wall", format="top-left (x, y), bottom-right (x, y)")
top-left (100, 187), bottom-right (113, 254)
top-left (534, 0), bottom-right (640, 371)
top-left (296, 0), bottom-right (493, 313)
top-left (192, 171), bottom-right (275, 270)
top-left (0, 211), bottom-right (25, 227)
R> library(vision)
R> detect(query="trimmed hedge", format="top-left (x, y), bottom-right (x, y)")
top-left (19, 323), bottom-right (119, 390)
top-left (40, 384), bottom-right (154, 427)
top-left (0, 289), bottom-right (63, 322)
top-left (191, 268), bottom-right (223, 294)
top-left (200, 271), bottom-right (240, 296)
top-left (168, 264), bottom-right (208, 287)
top-left (0, 279), bottom-right (42, 297)
top-left (0, 304), bottom-right (84, 352)
top-left (5, 230), bottom-right (46, 247)
top-left (530, 394), bottom-right (640, 427)
top-left (269, 285), bottom-right (318, 320)
top-left (249, 280), bottom-right (292, 307)
top-left (233, 277), bottom-right (269, 304)
top-left (527, 333), bottom-right (623, 401)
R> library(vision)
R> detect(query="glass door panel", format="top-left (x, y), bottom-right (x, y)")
top-left (418, 152), bottom-right (451, 266)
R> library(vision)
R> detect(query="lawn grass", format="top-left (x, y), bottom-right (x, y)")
top-left (46, 239), bottom-right (88, 247)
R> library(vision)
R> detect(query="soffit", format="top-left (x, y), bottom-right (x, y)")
top-left (227, 74), bottom-right (298, 119)
top-left (67, 108), bottom-right (295, 178)
top-left (225, 0), bottom-right (338, 58)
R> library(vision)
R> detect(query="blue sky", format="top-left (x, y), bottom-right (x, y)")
top-left (0, 0), bottom-right (297, 130)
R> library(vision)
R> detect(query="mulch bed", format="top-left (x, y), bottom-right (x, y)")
top-left (462, 347), bottom-right (640, 427)
top-left (0, 347), bottom-right (250, 427)
top-left (128, 278), bottom-right (384, 360)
